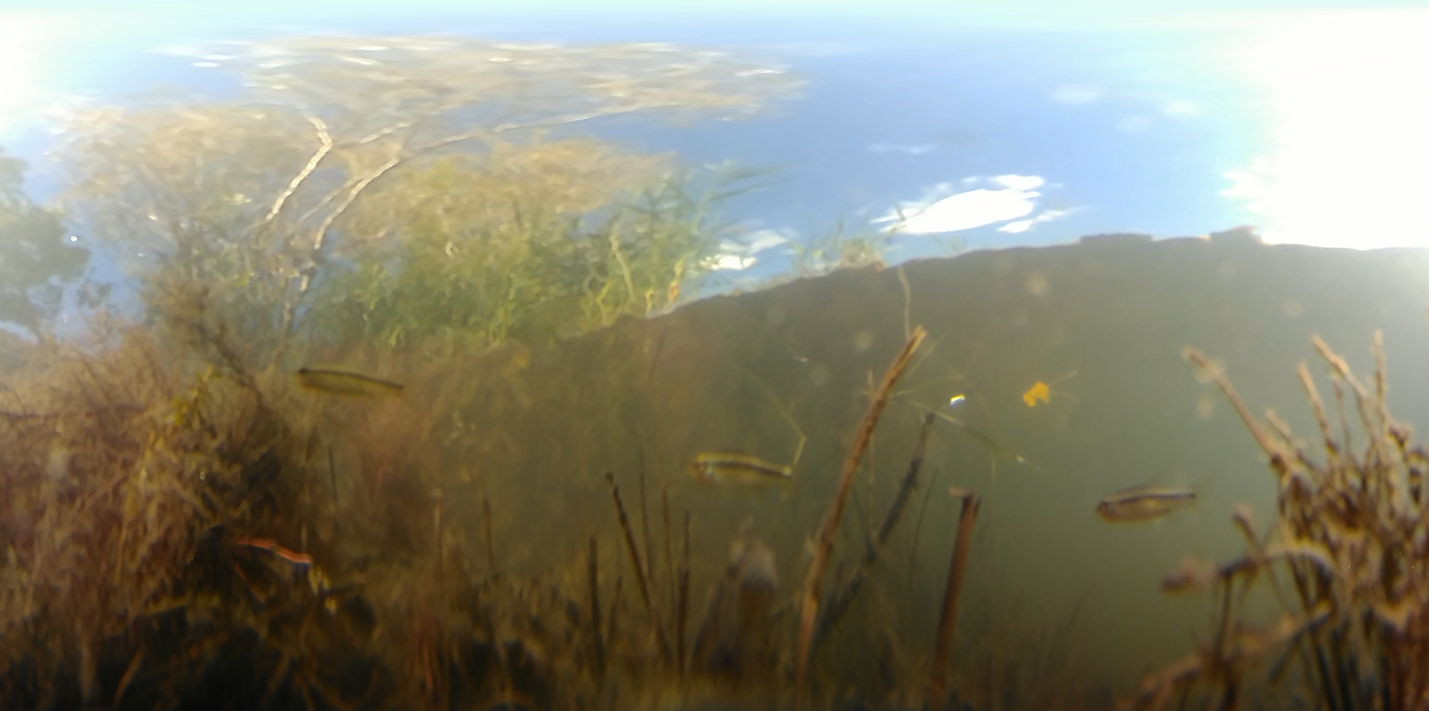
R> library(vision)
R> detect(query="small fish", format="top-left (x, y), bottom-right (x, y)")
top-left (689, 453), bottom-right (793, 486)
top-left (1096, 484), bottom-right (1196, 523)
top-left (294, 366), bottom-right (404, 398)
top-left (947, 393), bottom-right (966, 408)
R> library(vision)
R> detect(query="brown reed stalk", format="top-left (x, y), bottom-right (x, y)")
top-left (812, 410), bottom-right (936, 655)
top-left (1141, 336), bottom-right (1429, 708)
top-left (111, 648), bottom-right (145, 709)
top-left (796, 325), bottom-right (926, 691)
top-left (1184, 347), bottom-right (1298, 474)
top-left (927, 490), bottom-right (980, 708)
top-left (588, 536), bottom-right (606, 676)
top-left (605, 471), bottom-right (672, 661)
top-left (905, 466), bottom-right (940, 601)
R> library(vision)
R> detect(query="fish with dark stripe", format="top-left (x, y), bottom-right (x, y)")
top-left (689, 453), bottom-right (793, 486)
top-left (1096, 484), bottom-right (1196, 523)
top-left (295, 366), bottom-right (404, 398)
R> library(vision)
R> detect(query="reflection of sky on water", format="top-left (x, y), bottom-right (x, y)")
top-left (2, 2), bottom-right (1428, 303)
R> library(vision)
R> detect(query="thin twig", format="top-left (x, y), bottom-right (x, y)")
top-left (905, 465), bottom-right (941, 607)
top-left (812, 411), bottom-right (936, 655)
top-left (605, 471), bottom-right (672, 662)
top-left (1184, 347), bottom-right (1294, 478)
top-left (796, 325), bottom-right (926, 692)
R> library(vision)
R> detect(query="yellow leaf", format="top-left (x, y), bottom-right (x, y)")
top-left (1022, 381), bottom-right (1050, 407)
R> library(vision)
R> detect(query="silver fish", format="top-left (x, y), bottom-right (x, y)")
top-left (1096, 484), bottom-right (1196, 523)
top-left (689, 453), bottom-right (793, 486)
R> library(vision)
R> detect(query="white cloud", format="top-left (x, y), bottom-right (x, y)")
top-left (710, 254), bottom-right (758, 270)
top-left (999, 209), bottom-right (1072, 234)
top-left (877, 175), bottom-right (1066, 235)
top-left (1051, 84), bottom-right (1105, 104)
top-left (993, 174), bottom-right (1044, 191)
top-left (706, 228), bottom-right (793, 271)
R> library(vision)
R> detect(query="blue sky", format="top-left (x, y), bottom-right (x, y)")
top-left (3, 0), bottom-right (1429, 303)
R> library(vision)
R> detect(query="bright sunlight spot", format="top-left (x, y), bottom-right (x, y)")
top-left (1224, 10), bottom-right (1429, 249)
top-left (0, 15), bottom-right (61, 136)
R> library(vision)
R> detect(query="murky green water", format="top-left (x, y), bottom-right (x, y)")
top-left (5, 11), bottom-right (1429, 710)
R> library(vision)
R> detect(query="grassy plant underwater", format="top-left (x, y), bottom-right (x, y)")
top-left (0, 306), bottom-right (1019, 710)
top-left (305, 155), bottom-right (762, 362)
top-left (1126, 332), bottom-right (1429, 710)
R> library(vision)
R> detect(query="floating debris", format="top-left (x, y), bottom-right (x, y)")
top-left (1096, 484), bottom-right (1196, 523)
top-left (1022, 381), bottom-right (1051, 407)
top-left (1022, 370), bottom-right (1079, 407)
top-left (294, 366), bottom-right (404, 398)
top-left (688, 452), bottom-right (793, 486)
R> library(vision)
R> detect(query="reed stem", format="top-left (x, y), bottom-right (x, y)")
top-left (927, 490), bottom-right (979, 708)
top-left (796, 326), bottom-right (926, 693)
top-left (605, 471), bottom-right (672, 662)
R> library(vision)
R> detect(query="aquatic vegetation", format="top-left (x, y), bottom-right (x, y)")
top-left (787, 217), bottom-right (894, 277)
top-left (951, 570), bottom-right (1103, 711)
top-left (0, 255), bottom-right (1003, 709)
top-left (1128, 333), bottom-right (1429, 709)
top-left (797, 326), bottom-right (925, 691)
top-left (307, 150), bottom-right (763, 359)
top-left (55, 34), bottom-right (801, 367)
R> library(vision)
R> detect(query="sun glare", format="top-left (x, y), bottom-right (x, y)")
top-left (0, 15), bottom-right (60, 137)
top-left (1225, 10), bottom-right (1429, 249)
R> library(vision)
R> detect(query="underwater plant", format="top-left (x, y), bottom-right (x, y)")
top-left (306, 155), bottom-right (766, 360)
top-left (56, 34), bottom-right (803, 368)
top-left (1127, 332), bottom-right (1429, 710)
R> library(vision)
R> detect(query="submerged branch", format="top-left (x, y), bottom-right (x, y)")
top-left (796, 325), bottom-right (926, 693)
top-left (811, 410), bottom-right (936, 655)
